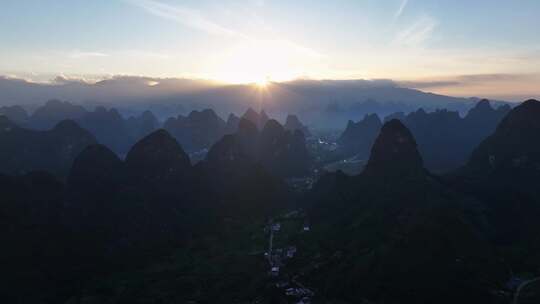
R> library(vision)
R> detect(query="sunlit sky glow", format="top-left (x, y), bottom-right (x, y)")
top-left (1, 0), bottom-right (539, 99)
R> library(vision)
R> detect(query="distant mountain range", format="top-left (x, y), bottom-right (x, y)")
top-left (338, 99), bottom-right (511, 172)
top-left (1, 100), bottom-right (312, 156)
top-left (0, 97), bottom-right (517, 178)
top-left (0, 117), bottom-right (97, 177)
top-left (0, 76), bottom-right (513, 128)
top-left (0, 105), bottom-right (311, 178)
top-left (209, 117), bottom-right (311, 178)
top-left (0, 100), bottom-right (159, 155)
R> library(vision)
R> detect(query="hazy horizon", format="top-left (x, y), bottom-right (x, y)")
top-left (2, 0), bottom-right (539, 101)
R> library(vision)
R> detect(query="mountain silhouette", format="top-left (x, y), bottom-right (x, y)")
top-left (466, 99), bottom-right (540, 174)
top-left (0, 117), bottom-right (97, 177)
top-left (259, 119), bottom-right (311, 177)
top-left (447, 99), bottom-right (540, 280)
top-left (338, 113), bottom-right (382, 160)
top-left (284, 114), bottom-right (311, 137)
top-left (381, 99), bottom-right (511, 172)
top-left (362, 119), bottom-right (424, 179)
top-left (125, 129), bottom-right (191, 184)
top-left (225, 113), bottom-right (241, 134)
top-left (78, 106), bottom-right (133, 154)
top-left (209, 118), bottom-right (310, 177)
top-left (459, 99), bottom-right (540, 202)
top-left (0, 105), bottom-right (29, 124)
top-left (164, 109), bottom-right (226, 152)
top-left (2, 92), bottom-right (538, 304)
top-left (23, 100), bottom-right (161, 154)
top-left (306, 119), bottom-right (504, 304)
top-left (241, 108), bottom-right (269, 129)
top-left (29, 99), bottom-right (87, 129)
top-left (200, 125), bottom-right (293, 218)
top-left (126, 110), bottom-right (159, 140)
top-left (67, 144), bottom-right (125, 202)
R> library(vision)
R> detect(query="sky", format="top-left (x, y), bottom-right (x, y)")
top-left (1, 0), bottom-right (539, 100)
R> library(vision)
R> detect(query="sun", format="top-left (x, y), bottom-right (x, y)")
top-left (255, 76), bottom-right (269, 88)
top-left (209, 39), bottom-right (319, 85)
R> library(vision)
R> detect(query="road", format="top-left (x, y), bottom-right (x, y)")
top-left (269, 228), bottom-right (273, 256)
top-left (263, 215), bottom-right (315, 302)
top-left (512, 277), bottom-right (540, 304)
top-left (266, 221), bottom-right (276, 267)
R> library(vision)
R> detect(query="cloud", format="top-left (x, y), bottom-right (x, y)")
top-left (285, 78), bottom-right (398, 90)
top-left (126, 0), bottom-right (246, 38)
top-left (52, 75), bottom-right (92, 85)
top-left (398, 80), bottom-right (461, 89)
top-left (122, 50), bottom-right (171, 60)
top-left (251, 0), bottom-right (265, 7)
top-left (456, 73), bottom-right (534, 83)
top-left (395, 0), bottom-right (408, 18)
top-left (68, 51), bottom-right (109, 59)
top-left (399, 73), bottom-right (540, 89)
top-left (393, 15), bottom-right (438, 47)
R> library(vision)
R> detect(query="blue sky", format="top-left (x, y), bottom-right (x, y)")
top-left (1, 0), bottom-right (539, 99)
